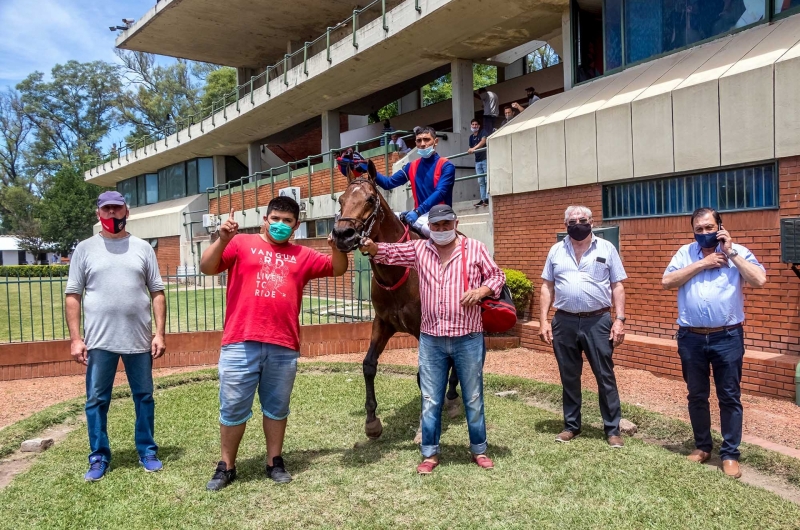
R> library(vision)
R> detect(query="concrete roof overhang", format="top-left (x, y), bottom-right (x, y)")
top-left (91, 0), bottom-right (568, 186)
top-left (116, 0), bottom-right (403, 68)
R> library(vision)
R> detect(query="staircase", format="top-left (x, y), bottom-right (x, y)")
top-left (453, 200), bottom-right (493, 255)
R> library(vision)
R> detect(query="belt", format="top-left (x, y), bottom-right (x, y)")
top-left (556, 307), bottom-right (611, 318)
top-left (683, 323), bottom-right (743, 335)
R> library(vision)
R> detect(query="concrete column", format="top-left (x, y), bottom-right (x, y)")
top-left (561, 9), bottom-right (573, 91)
top-left (321, 110), bottom-right (341, 160)
top-left (504, 58), bottom-right (524, 80)
top-left (212, 155), bottom-right (226, 186)
top-left (398, 90), bottom-right (420, 114)
top-left (247, 142), bottom-right (262, 175)
top-left (451, 59), bottom-right (475, 150)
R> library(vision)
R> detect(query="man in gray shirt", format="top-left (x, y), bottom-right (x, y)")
top-left (65, 190), bottom-right (166, 482)
top-left (474, 87), bottom-right (499, 135)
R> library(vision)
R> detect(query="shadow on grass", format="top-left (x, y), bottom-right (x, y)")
top-left (533, 419), bottom-right (609, 441)
top-left (111, 445), bottom-right (185, 469)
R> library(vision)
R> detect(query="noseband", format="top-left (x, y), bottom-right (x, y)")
top-left (336, 177), bottom-right (383, 250)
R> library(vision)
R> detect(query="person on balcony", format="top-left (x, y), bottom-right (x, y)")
top-left (467, 118), bottom-right (489, 208)
top-left (65, 190), bottom-right (166, 482)
top-left (474, 87), bottom-right (499, 134)
top-left (200, 197), bottom-right (348, 491)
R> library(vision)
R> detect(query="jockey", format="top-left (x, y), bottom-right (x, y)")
top-left (335, 126), bottom-right (455, 238)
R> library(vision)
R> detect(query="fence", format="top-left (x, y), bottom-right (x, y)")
top-left (0, 262), bottom-right (374, 344)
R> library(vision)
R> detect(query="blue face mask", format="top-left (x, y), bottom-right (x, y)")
top-left (694, 231), bottom-right (718, 249)
top-left (417, 146), bottom-right (435, 158)
top-left (268, 221), bottom-right (293, 242)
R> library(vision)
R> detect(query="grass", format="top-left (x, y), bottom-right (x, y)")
top-left (0, 277), bottom-right (373, 343)
top-left (1, 366), bottom-right (799, 529)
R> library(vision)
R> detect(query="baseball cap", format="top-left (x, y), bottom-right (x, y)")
top-left (97, 191), bottom-right (126, 208)
top-left (428, 204), bottom-right (457, 223)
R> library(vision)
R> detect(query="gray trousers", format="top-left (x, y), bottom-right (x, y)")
top-left (551, 311), bottom-right (621, 436)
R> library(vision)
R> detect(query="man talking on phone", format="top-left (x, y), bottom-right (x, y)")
top-left (662, 207), bottom-right (766, 479)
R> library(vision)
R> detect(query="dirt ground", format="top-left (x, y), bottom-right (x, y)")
top-left (2, 348), bottom-right (799, 452)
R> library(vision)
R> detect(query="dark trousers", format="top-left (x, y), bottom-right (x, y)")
top-left (482, 115), bottom-right (497, 135)
top-left (551, 311), bottom-right (621, 436)
top-left (676, 326), bottom-right (744, 461)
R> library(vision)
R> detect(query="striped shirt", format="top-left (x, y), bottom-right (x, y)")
top-left (373, 236), bottom-right (506, 337)
top-left (541, 236), bottom-right (627, 313)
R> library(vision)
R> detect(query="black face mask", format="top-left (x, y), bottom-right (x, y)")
top-left (567, 223), bottom-right (592, 241)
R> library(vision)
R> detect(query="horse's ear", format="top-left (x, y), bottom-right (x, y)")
top-left (367, 160), bottom-right (377, 181)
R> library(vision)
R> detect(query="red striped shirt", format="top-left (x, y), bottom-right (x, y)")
top-left (373, 236), bottom-right (505, 337)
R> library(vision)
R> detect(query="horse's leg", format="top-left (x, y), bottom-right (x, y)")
top-left (364, 318), bottom-right (394, 439)
top-left (445, 359), bottom-right (462, 418)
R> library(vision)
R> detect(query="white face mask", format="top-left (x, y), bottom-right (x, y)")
top-left (471, 126), bottom-right (480, 133)
top-left (430, 229), bottom-right (456, 245)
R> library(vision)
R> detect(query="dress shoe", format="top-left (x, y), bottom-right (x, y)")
top-left (607, 436), bottom-right (624, 448)
top-left (555, 430), bottom-right (580, 443)
top-left (686, 449), bottom-right (710, 464)
top-left (722, 459), bottom-right (742, 479)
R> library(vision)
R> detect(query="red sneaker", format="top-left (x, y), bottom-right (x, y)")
top-left (472, 454), bottom-right (494, 469)
top-left (417, 459), bottom-right (439, 474)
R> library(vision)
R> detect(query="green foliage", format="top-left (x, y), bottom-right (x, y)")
top-left (368, 101), bottom-right (399, 124)
top-left (199, 67), bottom-right (237, 113)
top-left (38, 165), bottom-right (102, 255)
top-left (0, 265), bottom-right (68, 277)
top-left (526, 44), bottom-right (561, 73)
top-left (503, 268), bottom-right (534, 314)
top-left (422, 64), bottom-right (497, 107)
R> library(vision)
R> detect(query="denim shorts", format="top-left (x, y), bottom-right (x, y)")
top-left (218, 341), bottom-right (299, 426)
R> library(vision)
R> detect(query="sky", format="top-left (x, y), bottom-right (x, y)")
top-left (0, 0), bottom-right (158, 88)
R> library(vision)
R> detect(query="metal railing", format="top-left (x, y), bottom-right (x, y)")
top-left (0, 264), bottom-right (374, 344)
top-left (85, 0), bottom-right (404, 176)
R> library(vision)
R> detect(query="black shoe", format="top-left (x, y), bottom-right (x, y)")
top-left (206, 461), bottom-right (236, 491)
top-left (474, 200), bottom-right (483, 208)
top-left (266, 455), bottom-right (292, 484)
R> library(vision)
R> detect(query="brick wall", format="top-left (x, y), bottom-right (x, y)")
top-left (494, 156), bottom-right (800, 356)
top-left (272, 115), bottom-right (349, 163)
top-left (209, 153), bottom-right (401, 216)
top-left (154, 236), bottom-right (181, 276)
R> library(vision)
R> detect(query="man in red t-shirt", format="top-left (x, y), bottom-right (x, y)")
top-left (200, 196), bottom-right (348, 490)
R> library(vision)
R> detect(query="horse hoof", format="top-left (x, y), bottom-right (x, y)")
top-left (365, 418), bottom-right (383, 439)
top-left (445, 396), bottom-right (462, 418)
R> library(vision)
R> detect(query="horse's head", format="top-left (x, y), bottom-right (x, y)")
top-left (332, 159), bottom-right (382, 252)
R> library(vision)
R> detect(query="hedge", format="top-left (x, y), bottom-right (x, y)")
top-left (0, 265), bottom-right (69, 278)
top-left (502, 268), bottom-right (534, 315)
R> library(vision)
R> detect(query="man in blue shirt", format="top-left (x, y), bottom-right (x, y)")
top-left (374, 126), bottom-right (455, 238)
top-left (467, 119), bottom-right (488, 207)
top-left (662, 207), bottom-right (766, 480)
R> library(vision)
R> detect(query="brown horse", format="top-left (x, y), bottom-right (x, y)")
top-left (332, 160), bottom-right (459, 439)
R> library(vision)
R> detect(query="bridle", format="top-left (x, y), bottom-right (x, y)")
top-left (336, 176), bottom-right (411, 291)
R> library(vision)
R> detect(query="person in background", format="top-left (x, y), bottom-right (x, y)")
top-left (500, 106), bottom-right (517, 127)
top-left (539, 205), bottom-right (627, 449)
top-left (662, 207), bottom-right (766, 479)
top-left (474, 87), bottom-right (499, 135)
top-left (391, 133), bottom-right (411, 155)
top-left (512, 87), bottom-right (540, 113)
top-left (380, 119), bottom-right (395, 146)
top-left (467, 118), bottom-right (489, 207)
top-left (65, 190), bottom-right (166, 482)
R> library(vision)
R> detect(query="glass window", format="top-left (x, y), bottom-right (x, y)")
top-left (603, 164), bottom-right (777, 220)
top-left (136, 176), bottom-right (147, 206)
top-left (525, 44), bottom-right (561, 73)
top-left (162, 162), bottom-right (186, 201)
top-left (604, 0), bottom-right (623, 71)
top-left (145, 174), bottom-right (158, 204)
top-left (158, 169), bottom-right (167, 202)
top-left (119, 178), bottom-right (137, 207)
top-left (574, 0), bottom-right (604, 82)
top-left (775, 0), bottom-right (800, 15)
top-left (186, 159), bottom-right (198, 197)
top-left (198, 158), bottom-right (214, 194)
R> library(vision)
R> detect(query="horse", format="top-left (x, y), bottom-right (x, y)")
top-left (331, 160), bottom-right (460, 440)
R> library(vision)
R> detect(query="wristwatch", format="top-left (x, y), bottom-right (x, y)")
top-left (615, 315), bottom-right (626, 322)
top-left (726, 249), bottom-right (739, 259)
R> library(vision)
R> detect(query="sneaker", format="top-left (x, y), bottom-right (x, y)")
top-left (206, 461), bottom-right (237, 491)
top-left (481, 200), bottom-right (489, 207)
top-left (266, 455), bottom-right (292, 484)
top-left (139, 454), bottom-right (163, 472)
top-left (474, 200), bottom-right (483, 208)
top-left (84, 455), bottom-right (108, 482)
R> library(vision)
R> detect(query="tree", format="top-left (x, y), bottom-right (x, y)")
top-left (38, 165), bottom-right (102, 255)
top-left (421, 64), bottom-right (498, 107)
top-left (199, 67), bottom-right (237, 112)
top-left (0, 89), bottom-right (33, 188)
top-left (526, 44), bottom-right (560, 72)
top-left (16, 60), bottom-right (122, 174)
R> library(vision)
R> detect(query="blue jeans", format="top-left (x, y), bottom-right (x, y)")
top-left (86, 350), bottom-right (157, 463)
top-left (218, 341), bottom-right (299, 425)
top-left (676, 326), bottom-right (745, 461)
top-left (475, 160), bottom-right (488, 201)
top-left (418, 332), bottom-right (487, 458)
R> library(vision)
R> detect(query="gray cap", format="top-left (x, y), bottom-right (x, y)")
top-left (428, 204), bottom-right (457, 223)
top-left (97, 191), bottom-right (126, 208)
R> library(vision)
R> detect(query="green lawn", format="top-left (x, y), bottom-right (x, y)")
top-left (0, 370), bottom-right (798, 529)
top-left (0, 278), bottom-right (373, 343)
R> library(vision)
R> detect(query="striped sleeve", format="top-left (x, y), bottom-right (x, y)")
top-left (476, 242), bottom-right (505, 298)
top-left (373, 241), bottom-right (418, 269)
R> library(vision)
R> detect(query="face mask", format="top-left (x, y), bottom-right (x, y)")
top-left (430, 229), bottom-right (456, 245)
top-left (268, 221), bottom-right (293, 242)
top-left (100, 216), bottom-right (126, 234)
top-left (471, 126), bottom-right (480, 133)
top-left (567, 223), bottom-right (592, 241)
top-left (694, 232), bottom-right (718, 249)
top-left (417, 146), bottom-right (435, 158)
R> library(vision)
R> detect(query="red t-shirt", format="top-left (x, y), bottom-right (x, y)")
top-left (218, 234), bottom-right (334, 350)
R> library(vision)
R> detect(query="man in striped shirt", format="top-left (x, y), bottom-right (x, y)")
top-left (360, 204), bottom-right (505, 474)
top-left (539, 205), bottom-right (628, 448)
